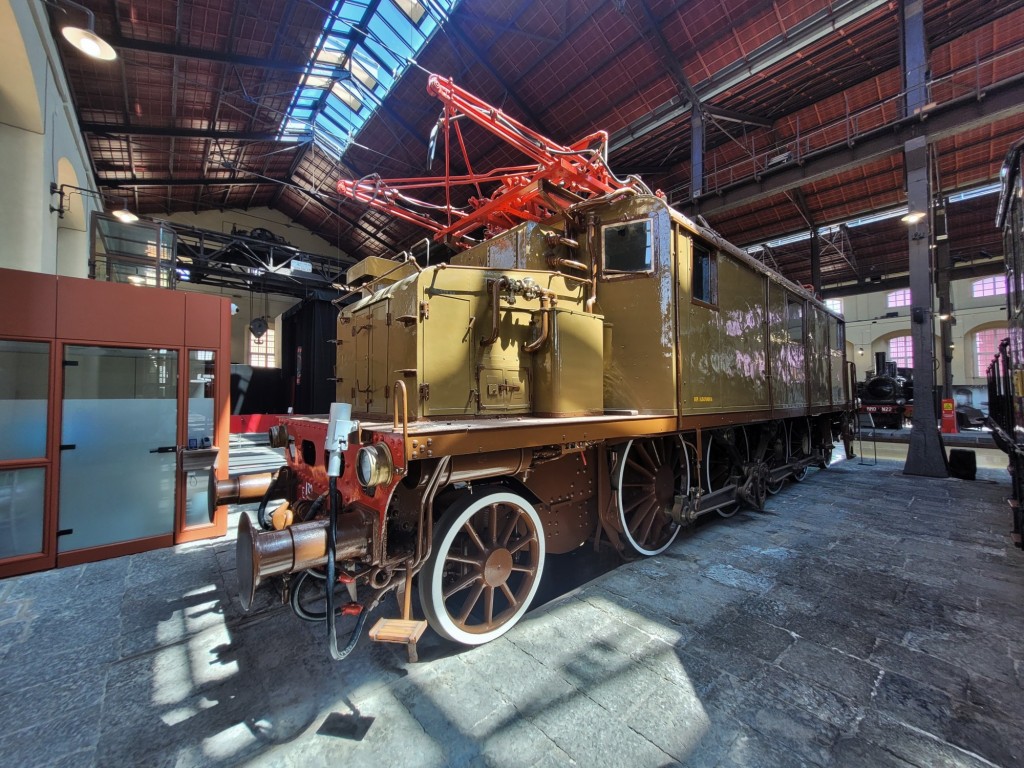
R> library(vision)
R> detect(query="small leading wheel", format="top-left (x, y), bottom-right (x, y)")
top-left (615, 436), bottom-right (690, 556)
top-left (788, 418), bottom-right (812, 482)
top-left (705, 428), bottom-right (749, 518)
top-left (419, 488), bottom-right (545, 645)
top-left (764, 421), bottom-right (789, 495)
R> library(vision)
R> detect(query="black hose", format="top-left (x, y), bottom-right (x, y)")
top-left (289, 570), bottom-right (328, 621)
top-left (299, 491), bottom-right (328, 523)
top-left (255, 474), bottom-right (276, 530)
top-left (324, 479), bottom-right (365, 661)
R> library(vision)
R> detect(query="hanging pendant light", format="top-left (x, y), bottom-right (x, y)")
top-left (58, 1), bottom-right (117, 61)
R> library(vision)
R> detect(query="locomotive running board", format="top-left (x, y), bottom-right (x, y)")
top-left (368, 618), bottom-right (429, 662)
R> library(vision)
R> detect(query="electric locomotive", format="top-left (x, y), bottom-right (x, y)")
top-left (217, 74), bottom-right (856, 660)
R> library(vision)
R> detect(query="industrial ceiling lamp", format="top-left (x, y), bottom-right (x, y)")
top-left (58, 0), bottom-right (117, 61)
top-left (901, 210), bottom-right (926, 225)
top-left (112, 205), bottom-right (138, 223)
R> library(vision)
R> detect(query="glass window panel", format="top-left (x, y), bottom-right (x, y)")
top-left (829, 317), bottom-right (844, 351)
top-left (0, 340), bottom-right (49, 461)
top-left (787, 300), bottom-right (804, 343)
top-left (281, 0), bottom-right (458, 151)
top-left (692, 242), bottom-right (718, 305)
top-left (0, 467), bottom-right (45, 559)
top-left (971, 276), bottom-right (1006, 298)
top-left (603, 220), bottom-right (652, 273)
top-left (188, 351), bottom-right (216, 449)
top-left (887, 289), bottom-right (911, 308)
top-left (888, 335), bottom-right (914, 369)
top-left (249, 329), bottom-right (276, 368)
top-left (824, 298), bottom-right (843, 315)
top-left (976, 328), bottom-right (1007, 377)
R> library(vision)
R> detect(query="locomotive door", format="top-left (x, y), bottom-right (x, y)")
top-left (57, 346), bottom-right (179, 554)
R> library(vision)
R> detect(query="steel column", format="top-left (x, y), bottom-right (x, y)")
top-left (902, 0), bottom-right (929, 117)
top-left (903, 137), bottom-right (946, 477)
top-left (934, 204), bottom-right (954, 398)
top-left (902, 0), bottom-right (946, 477)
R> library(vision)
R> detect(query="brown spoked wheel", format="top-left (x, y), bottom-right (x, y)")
top-left (788, 417), bottom-right (812, 482)
top-left (764, 421), bottom-right (789, 495)
top-left (419, 488), bottom-right (545, 645)
top-left (705, 427), bottom-right (750, 518)
top-left (615, 436), bottom-right (689, 556)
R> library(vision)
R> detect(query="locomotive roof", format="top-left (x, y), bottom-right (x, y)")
top-left (661, 198), bottom-right (840, 321)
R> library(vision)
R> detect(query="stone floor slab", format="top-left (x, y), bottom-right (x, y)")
top-left (0, 455), bottom-right (1021, 766)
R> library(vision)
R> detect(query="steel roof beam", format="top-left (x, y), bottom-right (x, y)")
top-left (822, 261), bottom-right (1002, 298)
top-left (629, 0), bottom-right (717, 200)
top-left (82, 123), bottom-right (281, 141)
top-left (100, 178), bottom-right (273, 188)
top-left (110, 35), bottom-right (321, 75)
top-left (447, 17), bottom-right (551, 135)
top-left (694, 74), bottom-right (1024, 216)
top-left (702, 105), bottom-right (773, 129)
top-left (610, 0), bottom-right (891, 152)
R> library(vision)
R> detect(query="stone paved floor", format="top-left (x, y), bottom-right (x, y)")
top-left (1, 452), bottom-right (1023, 767)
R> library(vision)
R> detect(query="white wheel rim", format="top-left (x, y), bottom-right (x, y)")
top-left (426, 491), bottom-right (545, 646)
top-left (614, 437), bottom-right (688, 556)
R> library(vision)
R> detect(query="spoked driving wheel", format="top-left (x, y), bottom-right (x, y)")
top-left (615, 436), bottom-right (690, 556)
top-left (788, 417), bottom-right (811, 482)
top-left (419, 488), bottom-right (545, 645)
top-left (705, 428), bottom-right (750, 518)
top-left (763, 421), bottom-right (789, 495)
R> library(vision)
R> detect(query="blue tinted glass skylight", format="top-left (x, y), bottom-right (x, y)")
top-left (280, 0), bottom-right (460, 157)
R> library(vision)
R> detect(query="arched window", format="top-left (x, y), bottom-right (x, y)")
top-left (971, 276), bottom-right (1006, 298)
top-left (886, 289), bottom-right (911, 308)
top-left (975, 327), bottom-right (1007, 376)
top-left (888, 335), bottom-right (913, 369)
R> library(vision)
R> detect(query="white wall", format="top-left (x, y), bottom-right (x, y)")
top-left (838, 274), bottom-right (1007, 388)
top-left (0, 0), bottom-right (100, 276)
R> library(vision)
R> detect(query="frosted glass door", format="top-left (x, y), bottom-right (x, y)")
top-left (58, 346), bottom-right (178, 552)
top-left (0, 340), bottom-right (50, 560)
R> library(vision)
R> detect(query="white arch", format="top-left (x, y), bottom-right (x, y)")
top-left (0, 0), bottom-right (42, 133)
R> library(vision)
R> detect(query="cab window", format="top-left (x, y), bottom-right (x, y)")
top-left (603, 220), bottom-right (652, 273)
top-left (692, 241), bottom-right (717, 306)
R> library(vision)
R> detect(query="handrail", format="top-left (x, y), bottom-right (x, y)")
top-left (392, 380), bottom-right (409, 469)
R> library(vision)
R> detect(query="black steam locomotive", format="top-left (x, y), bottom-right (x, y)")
top-left (857, 353), bottom-right (912, 429)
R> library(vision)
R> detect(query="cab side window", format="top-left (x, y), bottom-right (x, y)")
top-left (603, 220), bottom-right (652, 273)
top-left (692, 241), bottom-right (717, 306)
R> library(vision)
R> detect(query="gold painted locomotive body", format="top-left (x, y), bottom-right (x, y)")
top-left (233, 193), bottom-right (853, 650)
top-left (340, 194), bottom-right (847, 424)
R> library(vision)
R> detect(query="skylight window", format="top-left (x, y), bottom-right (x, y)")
top-left (280, 0), bottom-right (460, 156)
